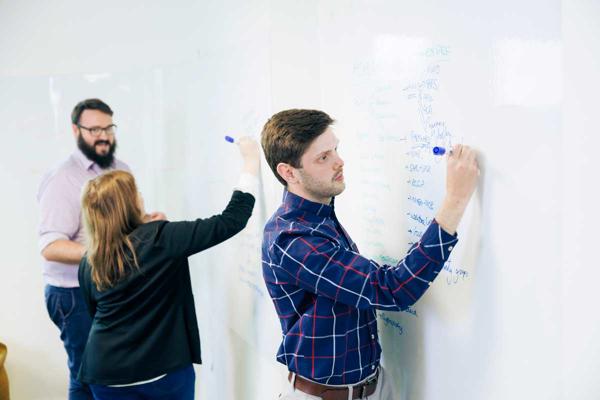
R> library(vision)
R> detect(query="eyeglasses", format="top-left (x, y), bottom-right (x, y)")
top-left (77, 124), bottom-right (117, 137)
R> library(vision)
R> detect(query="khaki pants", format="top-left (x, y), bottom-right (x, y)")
top-left (278, 367), bottom-right (395, 400)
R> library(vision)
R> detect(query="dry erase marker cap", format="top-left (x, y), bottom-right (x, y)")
top-left (432, 146), bottom-right (446, 155)
top-left (224, 135), bottom-right (235, 143)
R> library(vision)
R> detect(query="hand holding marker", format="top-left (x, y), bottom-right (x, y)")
top-left (225, 135), bottom-right (261, 175)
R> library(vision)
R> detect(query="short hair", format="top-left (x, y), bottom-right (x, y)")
top-left (71, 98), bottom-right (113, 125)
top-left (261, 109), bottom-right (334, 186)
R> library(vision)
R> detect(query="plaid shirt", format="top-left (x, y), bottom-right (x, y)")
top-left (262, 190), bottom-right (458, 385)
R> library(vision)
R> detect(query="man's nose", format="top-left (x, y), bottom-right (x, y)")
top-left (97, 130), bottom-right (110, 140)
top-left (335, 154), bottom-right (345, 169)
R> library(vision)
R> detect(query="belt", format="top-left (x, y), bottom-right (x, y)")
top-left (288, 369), bottom-right (379, 400)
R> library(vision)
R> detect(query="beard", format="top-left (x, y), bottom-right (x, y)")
top-left (298, 169), bottom-right (346, 203)
top-left (77, 134), bottom-right (117, 169)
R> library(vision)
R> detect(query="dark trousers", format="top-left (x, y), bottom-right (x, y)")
top-left (45, 285), bottom-right (93, 400)
top-left (89, 365), bottom-right (195, 400)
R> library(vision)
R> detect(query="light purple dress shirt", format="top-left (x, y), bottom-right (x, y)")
top-left (37, 149), bottom-right (130, 288)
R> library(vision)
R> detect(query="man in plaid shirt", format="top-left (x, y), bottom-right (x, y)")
top-left (261, 109), bottom-right (479, 399)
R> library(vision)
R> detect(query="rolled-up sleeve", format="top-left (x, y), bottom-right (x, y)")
top-left (234, 172), bottom-right (259, 198)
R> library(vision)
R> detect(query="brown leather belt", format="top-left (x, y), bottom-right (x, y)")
top-left (288, 369), bottom-right (379, 400)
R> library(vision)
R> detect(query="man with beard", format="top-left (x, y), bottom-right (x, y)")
top-left (37, 98), bottom-right (164, 400)
top-left (261, 109), bottom-right (479, 399)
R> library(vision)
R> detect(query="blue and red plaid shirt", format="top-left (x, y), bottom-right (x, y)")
top-left (262, 190), bottom-right (458, 385)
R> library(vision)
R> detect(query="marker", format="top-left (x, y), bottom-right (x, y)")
top-left (224, 135), bottom-right (235, 143)
top-left (432, 146), bottom-right (446, 156)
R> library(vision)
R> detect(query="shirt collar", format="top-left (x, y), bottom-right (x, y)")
top-left (72, 148), bottom-right (96, 171)
top-left (282, 189), bottom-right (334, 218)
top-left (72, 148), bottom-right (117, 172)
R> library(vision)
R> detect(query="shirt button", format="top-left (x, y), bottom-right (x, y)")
top-left (371, 334), bottom-right (375, 339)
top-left (448, 246), bottom-right (453, 251)
top-left (371, 365), bottom-right (375, 370)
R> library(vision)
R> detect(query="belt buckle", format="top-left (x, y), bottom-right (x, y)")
top-left (364, 373), bottom-right (378, 386)
top-left (357, 374), bottom-right (377, 398)
top-left (357, 385), bottom-right (366, 398)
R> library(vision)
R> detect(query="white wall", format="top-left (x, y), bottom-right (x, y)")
top-left (0, 76), bottom-right (71, 400)
top-left (562, 1), bottom-right (600, 398)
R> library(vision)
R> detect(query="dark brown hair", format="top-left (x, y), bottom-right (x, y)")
top-left (261, 109), bottom-right (334, 186)
top-left (71, 98), bottom-right (113, 125)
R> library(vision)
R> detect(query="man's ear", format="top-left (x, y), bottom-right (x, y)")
top-left (276, 163), bottom-right (299, 185)
top-left (72, 124), bottom-right (80, 139)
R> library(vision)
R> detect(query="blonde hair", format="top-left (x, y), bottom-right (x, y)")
top-left (81, 170), bottom-right (145, 291)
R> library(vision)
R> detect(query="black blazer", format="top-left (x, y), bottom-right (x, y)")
top-left (78, 190), bottom-right (255, 385)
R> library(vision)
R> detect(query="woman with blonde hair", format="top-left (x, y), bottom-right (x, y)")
top-left (77, 137), bottom-right (259, 399)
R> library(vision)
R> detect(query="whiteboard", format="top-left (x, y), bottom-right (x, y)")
top-left (315, 2), bottom-right (562, 400)
top-left (190, 1), bottom-right (579, 399)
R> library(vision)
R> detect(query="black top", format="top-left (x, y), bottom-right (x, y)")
top-left (77, 190), bottom-right (255, 385)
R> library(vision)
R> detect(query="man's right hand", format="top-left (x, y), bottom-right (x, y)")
top-left (144, 211), bottom-right (168, 223)
top-left (435, 144), bottom-right (480, 234)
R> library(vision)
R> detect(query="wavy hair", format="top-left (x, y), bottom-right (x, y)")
top-left (81, 170), bottom-right (144, 290)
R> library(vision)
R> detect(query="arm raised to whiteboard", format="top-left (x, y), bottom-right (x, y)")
top-left (156, 136), bottom-right (260, 258)
top-left (434, 144), bottom-right (480, 235)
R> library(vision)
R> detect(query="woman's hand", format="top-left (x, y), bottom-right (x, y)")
top-left (237, 136), bottom-right (261, 176)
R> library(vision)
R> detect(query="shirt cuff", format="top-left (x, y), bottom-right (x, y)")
top-left (38, 231), bottom-right (69, 253)
top-left (234, 172), bottom-right (259, 198)
top-left (417, 220), bottom-right (459, 263)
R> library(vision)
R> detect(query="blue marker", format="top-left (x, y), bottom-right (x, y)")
top-left (432, 146), bottom-right (446, 156)
top-left (224, 135), bottom-right (235, 143)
